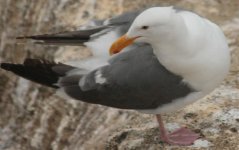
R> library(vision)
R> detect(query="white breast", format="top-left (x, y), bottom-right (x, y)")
top-left (153, 11), bottom-right (230, 93)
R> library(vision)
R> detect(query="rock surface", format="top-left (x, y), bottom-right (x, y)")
top-left (0, 0), bottom-right (239, 150)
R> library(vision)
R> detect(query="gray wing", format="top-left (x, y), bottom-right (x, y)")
top-left (17, 26), bottom-right (109, 46)
top-left (17, 10), bottom-right (142, 46)
top-left (61, 45), bottom-right (194, 110)
top-left (11, 8), bottom-right (193, 110)
top-left (1, 45), bottom-right (194, 110)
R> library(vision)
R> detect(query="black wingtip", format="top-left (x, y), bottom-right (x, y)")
top-left (16, 35), bottom-right (43, 40)
top-left (1, 63), bottom-right (12, 71)
top-left (0, 59), bottom-right (76, 89)
top-left (0, 60), bottom-right (59, 88)
top-left (16, 36), bottom-right (34, 40)
top-left (16, 34), bottom-right (59, 40)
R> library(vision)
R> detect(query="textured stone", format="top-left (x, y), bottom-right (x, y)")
top-left (0, 0), bottom-right (239, 150)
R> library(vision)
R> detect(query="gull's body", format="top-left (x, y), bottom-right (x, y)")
top-left (1, 7), bottom-right (230, 145)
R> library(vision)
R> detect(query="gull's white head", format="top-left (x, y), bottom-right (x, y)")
top-left (127, 7), bottom-right (176, 42)
top-left (110, 7), bottom-right (184, 55)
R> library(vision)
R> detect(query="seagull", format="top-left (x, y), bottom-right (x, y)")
top-left (1, 6), bottom-right (230, 145)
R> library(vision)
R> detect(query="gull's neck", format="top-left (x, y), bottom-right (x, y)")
top-left (151, 14), bottom-right (192, 65)
top-left (152, 13), bottom-right (191, 56)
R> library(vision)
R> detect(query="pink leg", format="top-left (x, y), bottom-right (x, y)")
top-left (156, 114), bottom-right (200, 146)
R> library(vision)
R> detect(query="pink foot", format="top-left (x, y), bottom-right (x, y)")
top-left (161, 127), bottom-right (200, 146)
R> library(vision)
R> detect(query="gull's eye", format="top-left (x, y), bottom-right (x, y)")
top-left (141, 26), bottom-right (149, 30)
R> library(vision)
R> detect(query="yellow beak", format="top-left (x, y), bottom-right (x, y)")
top-left (109, 34), bottom-right (139, 55)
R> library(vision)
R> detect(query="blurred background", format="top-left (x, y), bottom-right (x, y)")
top-left (0, 0), bottom-right (239, 149)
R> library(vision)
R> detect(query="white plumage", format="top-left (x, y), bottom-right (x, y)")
top-left (120, 7), bottom-right (230, 113)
